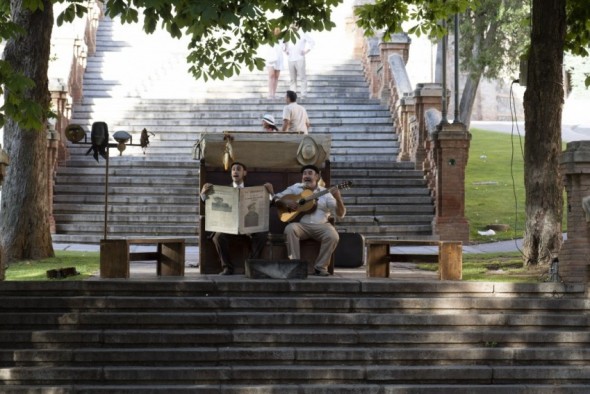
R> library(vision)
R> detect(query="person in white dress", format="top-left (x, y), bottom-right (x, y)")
top-left (265, 28), bottom-right (285, 99)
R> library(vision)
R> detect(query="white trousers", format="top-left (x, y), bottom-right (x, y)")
top-left (284, 222), bottom-right (339, 271)
top-left (288, 57), bottom-right (307, 96)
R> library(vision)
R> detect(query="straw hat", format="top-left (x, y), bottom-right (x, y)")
top-left (296, 136), bottom-right (325, 166)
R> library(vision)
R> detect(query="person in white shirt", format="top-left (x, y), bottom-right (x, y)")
top-left (270, 164), bottom-right (346, 276)
top-left (281, 90), bottom-right (310, 134)
top-left (200, 162), bottom-right (273, 275)
top-left (284, 25), bottom-right (315, 97)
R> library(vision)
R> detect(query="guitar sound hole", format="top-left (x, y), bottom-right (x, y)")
top-left (298, 199), bottom-right (306, 205)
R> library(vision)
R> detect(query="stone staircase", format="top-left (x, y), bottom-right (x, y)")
top-left (0, 280), bottom-right (589, 392)
top-left (52, 13), bottom-right (434, 244)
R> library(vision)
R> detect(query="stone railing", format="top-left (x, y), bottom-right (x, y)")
top-left (46, 0), bottom-right (104, 231)
top-left (354, 6), bottom-right (470, 243)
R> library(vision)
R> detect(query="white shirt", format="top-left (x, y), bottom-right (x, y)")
top-left (282, 102), bottom-right (309, 134)
top-left (274, 183), bottom-right (337, 224)
top-left (285, 31), bottom-right (315, 62)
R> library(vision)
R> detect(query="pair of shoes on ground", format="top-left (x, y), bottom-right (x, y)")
top-left (313, 268), bottom-right (330, 277)
top-left (219, 267), bottom-right (233, 275)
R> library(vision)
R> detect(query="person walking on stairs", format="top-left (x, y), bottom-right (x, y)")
top-left (265, 27), bottom-right (285, 99)
top-left (281, 90), bottom-right (310, 134)
top-left (284, 24), bottom-right (315, 98)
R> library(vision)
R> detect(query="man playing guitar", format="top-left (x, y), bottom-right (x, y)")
top-left (271, 164), bottom-right (346, 276)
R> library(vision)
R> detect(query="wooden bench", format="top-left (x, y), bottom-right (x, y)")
top-left (100, 237), bottom-right (185, 278)
top-left (366, 238), bottom-right (462, 280)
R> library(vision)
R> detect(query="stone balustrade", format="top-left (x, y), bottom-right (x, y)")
top-left (45, 0), bottom-right (103, 233)
top-left (353, 14), bottom-right (470, 243)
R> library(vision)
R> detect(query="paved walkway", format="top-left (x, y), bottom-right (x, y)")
top-left (53, 238), bottom-right (530, 280)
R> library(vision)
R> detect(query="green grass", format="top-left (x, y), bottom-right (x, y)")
top-left (4, 251), bottom-right (99, 281)
top-left (466, 128), bottom-right (526, 243)
top-left (466, 128), bottom-right (567, 243)
top-left (418, 251), bottom-right (545, 282)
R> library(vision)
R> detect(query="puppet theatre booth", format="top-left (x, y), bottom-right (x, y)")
top-left (197, 132), bottom-right (334, 276)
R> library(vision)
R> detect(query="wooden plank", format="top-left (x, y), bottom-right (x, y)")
top-left (159, 241), bottom-right (185, 276)
top-left (100, 239), bottom-right (129, 278)
top-left (366, 243), bottom-right (390, 278)
top-left (439, 241), bottom-right (463, 280)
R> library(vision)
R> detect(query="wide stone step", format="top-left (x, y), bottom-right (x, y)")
top-left (4, 347), bottom-right (590, 368)
top-left (338, 215), bottom-right (434, 225)
top-left (345, 196), bottom-right (433, 205)
top-left (53, 204), bottom-right (198, 215)
top-left (2, 365), bottom-right (590, 385)
top-left (55, 176), bottom-right (197, 187)
top-left (2, 311), bottom-right (587, 329)
top-left (54, 184), bottom-right (198, 195)
top-left (70, 109), bottom-right (392, 121)
top-left (2, 384), bottom-right (589, 394)
top-left (5, 295), bottom-right (588, 312)
top-left (69, 116), bottom-right (395, 127)
top-left (2, 328), bottom-right (590, 348)
top-left (333, 169), bottom-right (423, 178)
top-left (54, 214), bottom-right (197, 224)
top-left (77, 97), bottom-right (386, 106)
top-left (53, 195), bottom-right (198, 204)
top-left (54, 223), bottom-right (197, 234)
top-left (73, 102), bottom-right (388, 112)
top-left (344, 205), bottom-right (435, 215)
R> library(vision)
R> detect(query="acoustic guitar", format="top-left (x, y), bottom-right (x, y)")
top-left (277, 181), bottom-right (352, 223)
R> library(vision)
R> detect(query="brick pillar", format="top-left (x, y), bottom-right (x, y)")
top-left (413, 83), bottom-right (443, 169)
top-left (378, 33), bottom-right (411, 102)
top-left (559, 141), bottom-right (590, 284)
top-left (431, 122), bottom-right (471, 243)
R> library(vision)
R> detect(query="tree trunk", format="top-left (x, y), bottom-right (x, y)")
top-left (0, 0), bottom-right (54, 264)
top-left (459, 73), bottom-right (481, 130)
top-left (522, 0), bottom-right (566, 266)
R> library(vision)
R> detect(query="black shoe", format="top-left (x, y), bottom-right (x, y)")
top-left (219, 268), bottom-right (233, 275)
top-left (313, 269), bottom-right (330, 277)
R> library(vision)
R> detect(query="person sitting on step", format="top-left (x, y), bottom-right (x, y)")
top-left (269, 164), bottom-right (346, 276)
top-left (200, 162), bottom-right (273, 275)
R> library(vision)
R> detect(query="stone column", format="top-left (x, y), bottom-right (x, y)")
top-left (363, 37), bottom-right (382, 99)
top-left (431, 122), bottom-right (471, 243)
top-left (397, 93), bottom-right (415, 162)
top-left (559, 141), bottom-right (590, 284)
top-left (46, 126), bottom-right (60, 234)
top-left (413, 83), bottom-right (443, 168)
top-left (378, 33), bottom-right (411, 102)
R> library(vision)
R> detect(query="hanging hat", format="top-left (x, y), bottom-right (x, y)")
top-left (296, 136), bottom-right (323, 166)
top-left (262, 114), bottom-right (276, 126)
top-left (64, 124), bottom-right (86, 143)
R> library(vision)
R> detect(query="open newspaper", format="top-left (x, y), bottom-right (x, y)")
top-left (204, 185), bottom-right (269, 234)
